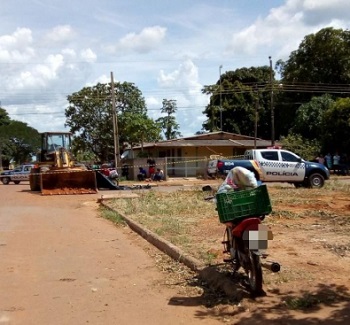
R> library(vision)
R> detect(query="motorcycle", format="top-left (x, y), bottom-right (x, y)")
top-left (203, 183), bottom-right (281, 295)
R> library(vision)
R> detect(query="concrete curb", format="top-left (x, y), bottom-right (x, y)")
top-left (99, 198), bottom-right (242, 298)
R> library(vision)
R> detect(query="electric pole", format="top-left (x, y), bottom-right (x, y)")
top-left (269, 56), bottom-right (275, 146)
top-left (254, 85), bottom-right (259, 149)
top-left (110, 72), bottom-right (120, 168)
top-left (219, 65), bottom-right (223, 131)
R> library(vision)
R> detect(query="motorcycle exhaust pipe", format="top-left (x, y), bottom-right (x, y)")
top-left (261, 261), bottom-right (281, 273)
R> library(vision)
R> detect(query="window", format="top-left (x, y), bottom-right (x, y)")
top-left (281, 151), bottom-right (300, 163)
top-left (244, 150), bottom-right (253, 159)
top-left (261, 151), bottom-right (279, 161)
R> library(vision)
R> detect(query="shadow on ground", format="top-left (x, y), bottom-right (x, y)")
top-left (168, 269), bottom-right (350, 325)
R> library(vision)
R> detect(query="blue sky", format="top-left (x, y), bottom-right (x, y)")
top-left (1, 0), bottom-right (350, 137)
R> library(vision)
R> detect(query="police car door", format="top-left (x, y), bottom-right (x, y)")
top-left (280, 150), bottom-right (305, 182)
top-left (259, 150), bottom-right (283, 181)
top-left (11, 167), bottom-right (23, 181)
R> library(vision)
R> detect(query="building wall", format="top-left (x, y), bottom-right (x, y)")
top-left (139, 146), bottom-right (247, 159)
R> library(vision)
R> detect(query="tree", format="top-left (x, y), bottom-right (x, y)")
top-left (0, 119), bottom-right (40, 166)
top-left (0, 107), bottom-right (11, 126)
top-left (119, 112), bottom-right (162, 150)
top-left (201, 67), bottom-right (272, 139)
top-left (291, 94), bottom-right (335, 140)
top-left (0, 108), bottom-right (11, 168)
top-left (278, 27), bottom-right (350, 85)
top-left (65, 82), bottom-right (161, 163)
top-left (275, 27), bottom-right (350, 137)
top-left (156, 99), bottom-right (182, 140)
top-left (279, 133), bottom-right (320, 161)
top-left (321, 97), bottom-right (350, 154)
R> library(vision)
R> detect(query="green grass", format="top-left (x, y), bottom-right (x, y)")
top-left (284, 293), bottom-right (322, 310)
top-left (100, 207), bottom-right (126, 226)
top-left (101, 182), bottom-right (350, 264)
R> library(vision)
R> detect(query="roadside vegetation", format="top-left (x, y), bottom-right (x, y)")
top-left (100, 179), bottom-right (350, 317)
top-left (102, 178), bottom-right (350, 265)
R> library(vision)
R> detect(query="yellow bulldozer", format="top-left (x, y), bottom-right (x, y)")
top-left (29, 132), bottom-right (97, 195)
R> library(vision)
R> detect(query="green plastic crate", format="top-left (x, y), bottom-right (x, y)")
top-left (216, 184), bottom-right (272, 223)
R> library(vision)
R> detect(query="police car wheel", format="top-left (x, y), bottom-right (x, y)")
top-left (308, 173), bottom-right (325, 188)
top-left (1, 177), bottom-right (10, 185)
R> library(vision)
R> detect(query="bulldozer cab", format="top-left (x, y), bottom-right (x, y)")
top-left (44, 132), bottom-right (71, 151)
top-left (39, 132), bottom-right (72, 162)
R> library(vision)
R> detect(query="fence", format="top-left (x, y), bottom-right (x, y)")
top-left (165, 157), bottom-right (208, 178)
top-left (122, 156), bottom-right (208, 180)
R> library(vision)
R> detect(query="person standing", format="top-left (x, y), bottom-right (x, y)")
top-left (316, 154), bottom-right (325, 165)
top-left (333, 152), bottom-right (341, 174)
top-left (147, 157), bottom-right (156, 180)
top-left (324, 153), bottom-right (332, 170)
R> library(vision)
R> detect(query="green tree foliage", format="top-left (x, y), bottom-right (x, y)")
top-left (279, 27), bottom-right (350, 84)
top-left (202, 67), bottom-right (272, 139)
top-left (291, 94), bottom-right (335, 140)
top-left (120, 111), bottom-right (161, 148)
top-left (65, 82), bottom-right (161, 162)
top-left (0, 118), bottom-right (40, 166)
top-left (280, 133), bottom-right (320, 161)
top-left (156, 99), bottom-right (182, 140)
top-left (0, 108), bottom-right (11, 126)
top-left (276, 27), bottom-right (350, 137)
top-left (321, 97), bottom-right (350, 153)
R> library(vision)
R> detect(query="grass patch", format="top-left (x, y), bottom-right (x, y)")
top-left (284, 293), bottom-right (322, 310)
top-left (103, 183), bottom-right (350, 265)
top-left (100, 207), bottom-right (126, 226)
top-left (198, 250), bottom-right (219, 265)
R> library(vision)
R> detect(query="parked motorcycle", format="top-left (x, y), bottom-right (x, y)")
top-left (203, 183), bottom-right (280, 295)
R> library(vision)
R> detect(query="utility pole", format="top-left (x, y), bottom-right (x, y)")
top-left (254, 85), bottom-right (259, 149)
top-left (110, 72), bottom-right (120, 169)
top-left (219, 65), bottom-right (223, 131)
top-left (269, 56), bottom-right (275, 146)
top-left (0, 140), bottom-right (2, 170)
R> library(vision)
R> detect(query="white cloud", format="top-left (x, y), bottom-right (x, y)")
top-left (146, 96), bottom-right (160, 107)
top-left (80, 48), bottom-right (97, 63)
top-left (61, 48), bottom-right (76, 57)
top-left (2, 1), bottom-right (350, 136)
top-left (45, 25), bottom-right (75, 43)
top-left (155, 59), bottom-right (209, 136)
top-left (115, 26), bottom-right (167, 54)
top-left (0, 28), bottom-right (35, 62)
top-left (225, 0), bottom-right (350, 60)
top-left (87, 74), bottom-right (111, 87)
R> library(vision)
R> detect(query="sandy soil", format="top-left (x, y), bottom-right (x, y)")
top-left (0, 184), bottom-right (223, 325)
top-left (108, 178), bottom-right (350, 325)
top-left (1, 179), bottom-right (349, 325)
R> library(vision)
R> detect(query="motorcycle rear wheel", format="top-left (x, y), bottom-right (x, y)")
top-left (223, 227), bottom-right (240, 271)
top-left (246, 250), bottom-right (263, 295)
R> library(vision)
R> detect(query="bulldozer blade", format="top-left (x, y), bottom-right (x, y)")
top-left (41, 170), bottom-right (97, 195)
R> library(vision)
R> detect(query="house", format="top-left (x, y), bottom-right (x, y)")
top-left (122, 132), bottom-right (274, 179)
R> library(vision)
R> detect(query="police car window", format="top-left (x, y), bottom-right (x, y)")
top-left (281, 152), bottom-right (299, 162)
top-left (261, 151), bottom-right (279, 161)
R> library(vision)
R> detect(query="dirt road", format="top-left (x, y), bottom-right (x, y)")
top-left (0, 184), bottom-right (223, 325)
